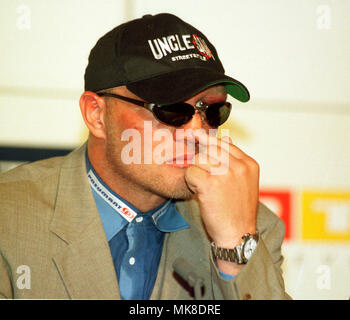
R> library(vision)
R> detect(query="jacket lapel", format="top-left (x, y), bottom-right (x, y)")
top-left (49, 145), bottom-right (120, 299)
top-left (150, 199), bottom-right (212, 300)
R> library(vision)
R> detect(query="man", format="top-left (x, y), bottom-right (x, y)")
top-left (0, 13), bottom-right (290, 299)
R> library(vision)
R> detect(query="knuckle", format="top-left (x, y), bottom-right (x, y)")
top-left (243, 156), bottom-right (259, 171)
top-left (233, 157), bottom-right (259, 176)
top-left (235, 161), bottom-right (249, 175)
top-left (249, 157), bottom-right (260, 171)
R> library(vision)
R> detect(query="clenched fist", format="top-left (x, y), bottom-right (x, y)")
top-left (184, 131), bottom-right (259, 275)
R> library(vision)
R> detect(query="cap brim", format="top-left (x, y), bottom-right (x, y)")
top-left (127, 68), bottom-right (250, 104)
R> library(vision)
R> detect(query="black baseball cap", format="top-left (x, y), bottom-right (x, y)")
top-left (84, 13), bottom-right (250, 104)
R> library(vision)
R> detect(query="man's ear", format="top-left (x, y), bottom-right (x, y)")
top-left (79, 91), bottom-right (107, 139)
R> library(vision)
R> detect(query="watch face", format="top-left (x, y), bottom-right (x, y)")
top-left (243, 238), bottom-right (257, 260)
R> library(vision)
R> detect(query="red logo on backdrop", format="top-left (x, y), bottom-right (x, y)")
top-left (259, 190), bottom-right (292, 240)
top-left (122, 207), bottom-right (135, 219)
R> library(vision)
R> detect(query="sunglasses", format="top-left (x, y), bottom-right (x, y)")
top-left (96, 92), bottom-right (232, 127)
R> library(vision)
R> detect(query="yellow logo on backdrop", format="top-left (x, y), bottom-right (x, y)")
top-left (302, 191), bottom-right (350, 241)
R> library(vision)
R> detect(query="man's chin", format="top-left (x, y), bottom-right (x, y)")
top-left (167, 188), bottom-right (194, 200)
top-left (150, 174), bottom-right (193, 200)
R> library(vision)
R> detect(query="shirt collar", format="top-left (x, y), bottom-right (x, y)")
top-left (85, 152), bottom-right (189, 240)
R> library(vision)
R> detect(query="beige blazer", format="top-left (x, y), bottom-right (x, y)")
top-left (0, 144), bottom-right (290, 299)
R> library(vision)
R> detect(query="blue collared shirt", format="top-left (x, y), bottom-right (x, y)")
top-left (86, 156), bottom-right (190, 299)
top-left (86, 155), bottom-right (234, 299)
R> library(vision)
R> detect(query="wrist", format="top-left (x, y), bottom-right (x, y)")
top-left (211, 227), bottom-right (257, 249)
top-left (216, 258), bottom-right (244, 276)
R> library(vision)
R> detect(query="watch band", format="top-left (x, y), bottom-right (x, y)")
top-left (211, 233), bottom-right (259, 264)
top-left (211, 242), bottom-right (243, 264)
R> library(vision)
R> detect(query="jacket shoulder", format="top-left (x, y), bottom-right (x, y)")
top-left (256, 202), bottom-right (286, 251)
top-left (0, 156), bottom-right (64, 184)
top-left (0, 156), bottom-right (65, 227)
top-left (257, 201), bottom-right (285, 230)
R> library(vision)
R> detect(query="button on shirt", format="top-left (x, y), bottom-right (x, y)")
top-left (86, 156), bottom-right (190, 299)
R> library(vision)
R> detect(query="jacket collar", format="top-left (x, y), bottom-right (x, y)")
top-left (48, 143), bottom-right (205, 299)
top-left (49, 143), bottom-right (120, 299)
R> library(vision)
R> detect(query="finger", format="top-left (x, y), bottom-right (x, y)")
top-left (194, 130), bottom-right (248, 160)
top-left (193, 141), bottom-right (259, 177)
top-left (191, 151), bottom-right (233, 176)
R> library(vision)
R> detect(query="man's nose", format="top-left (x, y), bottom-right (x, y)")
top-left (173, 112), bottom-right (203, 144)
top-left (183, 112), bottom-right (203, 131)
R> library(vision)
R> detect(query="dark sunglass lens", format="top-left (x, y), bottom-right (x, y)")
top-left (152, 103), bottom-right (194, 127)
top-left (205, 102), bottom-right (232, 127)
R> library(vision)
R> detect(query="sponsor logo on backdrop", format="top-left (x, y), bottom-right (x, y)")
top-left (302, 191), bottom-right (350, 241)
top-left (259, 190), bottom-right (292, 240)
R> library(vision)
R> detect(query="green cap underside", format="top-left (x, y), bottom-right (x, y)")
top-left (197, 80), bottom-right (250, 103)
top-left (225, 82), bottom-right (250, 103)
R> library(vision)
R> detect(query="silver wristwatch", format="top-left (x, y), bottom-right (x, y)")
top-left (211, 233), bottom-right (259, 264)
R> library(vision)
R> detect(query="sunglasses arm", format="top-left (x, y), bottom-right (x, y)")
top-left (96, 92), bottom-right (147, 108)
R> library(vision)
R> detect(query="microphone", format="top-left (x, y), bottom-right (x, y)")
top-left (173, 258), bottom-right (206, 300)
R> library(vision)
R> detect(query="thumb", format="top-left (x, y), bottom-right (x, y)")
top-left (184, 166), bottom-right (208, 194)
